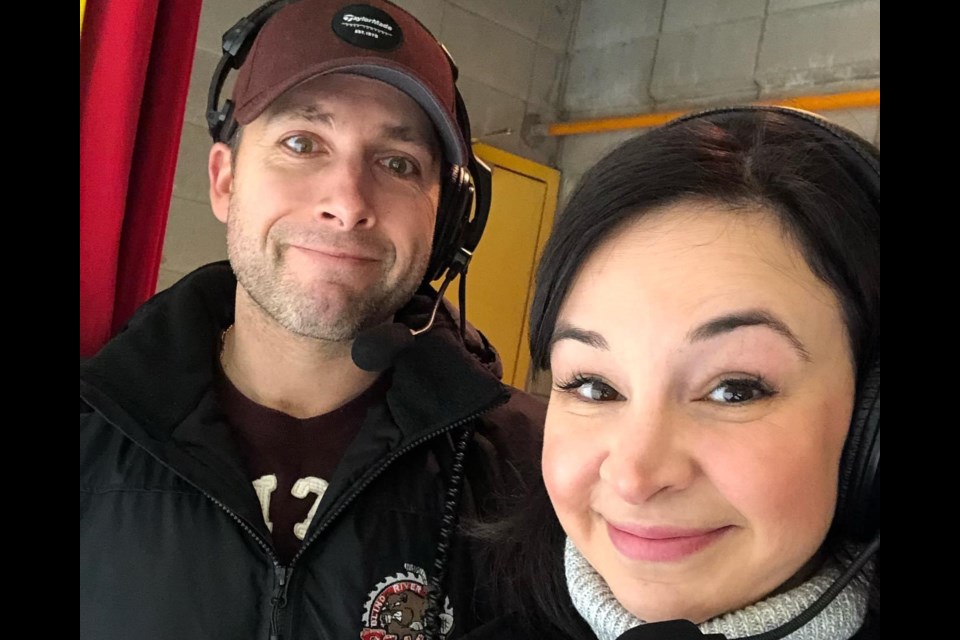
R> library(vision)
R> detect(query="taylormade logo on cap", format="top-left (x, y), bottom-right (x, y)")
top-left (332, 4), bottom-right (403, 51)
top-left (343, 14), bottom-right (392, 30)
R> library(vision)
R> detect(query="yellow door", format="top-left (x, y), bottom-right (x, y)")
top-left (444, 144), bottom-right (560, 389)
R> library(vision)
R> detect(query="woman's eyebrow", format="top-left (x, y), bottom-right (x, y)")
top-left (550, 324), bottom-right (609, 350)
top-left (687, 309), bottom-right (811, 361)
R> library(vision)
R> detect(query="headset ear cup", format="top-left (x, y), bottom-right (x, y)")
top-left (427, 164), bottom-right (472, 282)
top-left (837, 359), bottom-right (880, 541)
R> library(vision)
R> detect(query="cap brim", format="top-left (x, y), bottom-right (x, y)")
top-left (336, 64), bottom-right (468, 166)
top-left (235, 61), bottom-right (468, 167)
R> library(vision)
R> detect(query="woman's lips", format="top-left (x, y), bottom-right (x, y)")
top-left (605, 521), bottom-right (733, 562)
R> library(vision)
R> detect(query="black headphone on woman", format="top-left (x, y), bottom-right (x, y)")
top-left (205, 0), bottom-right (492, 289)
top-left (668, 105), bottom-right (880, 543)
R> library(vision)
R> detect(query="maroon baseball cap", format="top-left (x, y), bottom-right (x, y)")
top-left (231, 0), bottom-right (468, 166)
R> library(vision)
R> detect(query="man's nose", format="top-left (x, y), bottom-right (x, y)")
top-left (313, 158), bottom-right (376, 230)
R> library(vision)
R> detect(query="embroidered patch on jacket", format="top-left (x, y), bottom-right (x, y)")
top-left (360, 563), bottom-right (454, 640)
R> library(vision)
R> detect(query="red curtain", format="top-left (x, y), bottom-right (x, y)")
top-left (80, 0), bottom-right (202, 357)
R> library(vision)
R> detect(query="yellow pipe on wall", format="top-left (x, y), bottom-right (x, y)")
top-left (546, 89), bottom-right (880, 137)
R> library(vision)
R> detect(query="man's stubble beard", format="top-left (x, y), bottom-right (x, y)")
top-left (225, 196), bottom-right (429, 342)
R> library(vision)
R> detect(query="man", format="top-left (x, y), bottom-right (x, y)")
top-left (79, 1), bottom-right (543, 638)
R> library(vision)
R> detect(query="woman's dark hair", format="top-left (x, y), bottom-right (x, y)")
top-left (477, 107), bottom-right (880, 637)
top-left (531, 107), bottom-right (879, 379)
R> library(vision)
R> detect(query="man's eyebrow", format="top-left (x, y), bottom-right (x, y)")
top-left (687, 309), bottom-right (811, 361)
top-left (550, 324), bottom-right (610, 351)
top-left (381, 124), bottom-right (439, 161)
top-left (265, 105), bottom-right (334, 127)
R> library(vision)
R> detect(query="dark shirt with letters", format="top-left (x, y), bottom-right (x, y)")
top-left (216, 371), bottom-right (389, 564)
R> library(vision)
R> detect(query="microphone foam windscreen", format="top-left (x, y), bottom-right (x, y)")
top-left (351, 323), bottom-right (415, 372)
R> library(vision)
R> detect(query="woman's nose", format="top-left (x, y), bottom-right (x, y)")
top-left (599, 408), bottom-right (697, 504)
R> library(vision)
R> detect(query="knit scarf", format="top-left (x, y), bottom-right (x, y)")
top-left (564, 537), bottom-right (868, 640)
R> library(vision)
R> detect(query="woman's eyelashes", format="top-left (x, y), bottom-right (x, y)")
top-left (553, 371), bottom-right (779, 407)
top-left (699, 375), bottom-right (778, 405)
top-left (554, 374), bottom-right (625, 403)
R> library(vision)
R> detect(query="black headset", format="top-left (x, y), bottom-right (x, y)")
top-left (668, 105), bottom-right (880, 543)
top-left (205, 0), bottom-right (492, 288)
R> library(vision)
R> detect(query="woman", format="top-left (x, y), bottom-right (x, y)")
top-left (471, 106), bottom-right (879, 640)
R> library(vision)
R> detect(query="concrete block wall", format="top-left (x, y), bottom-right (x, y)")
top-left (159, 0), bottom-right (580, 291)
top-left (158, 0), bottom-right (264, 291)
top-left (555, 0), bottom-right (880, 196)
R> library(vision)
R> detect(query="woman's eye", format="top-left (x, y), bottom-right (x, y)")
top-left (381, 156), bottom-right (419, 176)
top-left (704, 378), bottom-right (775, 404)
top-left (280, 135), bottom-right (317, 155)
top-left (556, 376), bottom-right (624, 402)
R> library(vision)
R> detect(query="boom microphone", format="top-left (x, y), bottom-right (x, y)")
top-left (351, 268), bottom-right (461, 372)
top-left (350, 323), bottom-right (415, 372)
top-left (618, 621), bottom-right (724, 639)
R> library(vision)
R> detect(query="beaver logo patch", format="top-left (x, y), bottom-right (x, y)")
top-left (360, 564), bottom-right (454, 640)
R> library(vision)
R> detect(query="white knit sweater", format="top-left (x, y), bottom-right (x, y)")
top-left (564, 537), bottom-right (868, 640)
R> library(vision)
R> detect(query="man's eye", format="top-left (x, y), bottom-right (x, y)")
top-left (280, 135), bottom-right (317, 155)
top-left (556, 375), bottom-right (624, 402)
top-left (381, 156), bottom-right (419, 176)
top-left (704, 378), bottom-right (776, 404)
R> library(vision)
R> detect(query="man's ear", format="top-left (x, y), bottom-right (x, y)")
top-left (209, 142), bottom-right (234, 223)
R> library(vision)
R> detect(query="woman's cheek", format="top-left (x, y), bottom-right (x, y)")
top-left (542, 415), bottom-right (605, 517)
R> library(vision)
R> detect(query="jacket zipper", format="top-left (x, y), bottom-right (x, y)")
top-left (192, 488), bottom-right (289, 640)
top-left (270, 566), bottom-right (291, 640)
top-left (267, 395), bottom-right (505, 639)
top-left (131, 392), bottom-right (507, 640)
top-left (290, 394), bottom-right (508, 566)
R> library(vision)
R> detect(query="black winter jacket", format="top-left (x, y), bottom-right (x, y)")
top-left (80, 262), bottom-right (544, 640)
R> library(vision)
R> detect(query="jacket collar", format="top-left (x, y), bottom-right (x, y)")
top-left (81, 261), bottom-right (507, 446)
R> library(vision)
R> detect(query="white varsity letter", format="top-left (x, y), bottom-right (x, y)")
top-left (252, 474), bottom-right (278, 532)
top-left (291, 477), bottom-right (329, 540)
